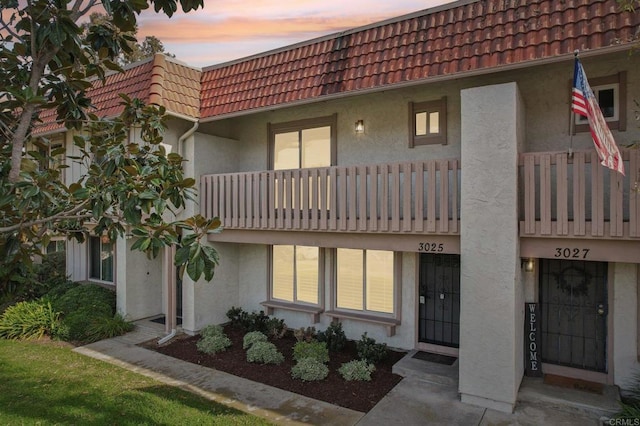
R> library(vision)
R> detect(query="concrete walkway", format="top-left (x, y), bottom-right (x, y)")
top-left (74, 324), bottom-right (611, 425)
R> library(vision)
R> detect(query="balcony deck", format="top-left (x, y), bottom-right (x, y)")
top-left (519, 149), bottom-right (640, 240)
top-left (200, 149), bottom-right (640, 245)
top-left (201, 159), bottom-right (461, 235)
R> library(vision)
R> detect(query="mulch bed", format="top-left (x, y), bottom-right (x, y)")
top-left (140, 325), bottom-right (406, 413)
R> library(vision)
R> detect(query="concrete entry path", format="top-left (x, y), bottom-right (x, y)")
top-left (74, 323), bottom-right (612, 425)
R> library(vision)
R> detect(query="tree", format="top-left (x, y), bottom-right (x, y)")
top-left (81, 13), bottom-right (175, 65)
top-left (0, 0), bottom-right (220, 295)
top-left (618, 0), bottom-right (640, 12)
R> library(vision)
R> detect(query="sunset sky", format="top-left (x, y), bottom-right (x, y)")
top-left (136, 0), bottom-right (456, 67)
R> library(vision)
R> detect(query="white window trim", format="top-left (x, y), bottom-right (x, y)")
top-left (88, 236), bottom-right (116, 285)
top-left (262, 245), bottom-right (325, 322)
top-left (572, 71), bottom-right (627, 133)
top-left (329, 249), bottom-right (401, 318)
top-left (575, 82), bottom-right (620, 125)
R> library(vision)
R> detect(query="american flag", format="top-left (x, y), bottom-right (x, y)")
top-left (572, 57), bottom-right (624, 175)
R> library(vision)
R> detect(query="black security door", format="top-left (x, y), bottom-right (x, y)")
top-left (539, 259), bottom-right (607, 372)
top-left (418, 253), bottom-right (460, 347)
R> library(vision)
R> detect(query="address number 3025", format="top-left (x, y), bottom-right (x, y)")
top-left (418, 243), bottom-right (444, 252)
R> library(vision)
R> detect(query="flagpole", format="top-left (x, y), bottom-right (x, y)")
top-left (569, 50), bottom-right (579, 159)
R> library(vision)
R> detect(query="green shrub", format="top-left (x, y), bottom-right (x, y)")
top-left (338, 360), bottom-right (376, 381)
top-left (246, 341), bottom-right (284, 364)
top-left (617, 372), bottom-right (640, 420)
top-left (293, 326), bottom-right (316, 342)
top-left (243, 331), bottom-right (268, 349)
top-left (293, 340), bottom-right (329, 364)
top-left (265, 317), bottom-right (287, 339)
top-left (317, 322), bottom-right (347, 352)
top-left (200, 324), bottom-right (226, 339)
top-left (225, 306), bottom-right (271, 333)
top-left (0, 300), bottom-right (61, 340)
top-left (0, 251), bottom-right (69, 309)
top-left (60, 307), bottom-right (99, 341)
top-left (291, 357), bottom-right (329, 382)
top-left (83, 313), bottom-right (134, 343)
top-left (43, 280), bottom-right (80, 301)
top-left (52, 284), bottom-right (115, 318)
top-left (196, 333), bottom-right (232, 355)
top-left (356, 332), bottom-right (388, 364)
top-left (226, 306), bottom-right (249, 328)
top-left (33, 251), bottom-right (69, 294)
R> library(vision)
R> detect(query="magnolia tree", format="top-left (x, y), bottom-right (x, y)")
top-left (0, 0), bottom-right (220, 294)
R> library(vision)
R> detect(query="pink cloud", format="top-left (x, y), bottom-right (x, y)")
top-left (138, 14), bottom-right (396, 43)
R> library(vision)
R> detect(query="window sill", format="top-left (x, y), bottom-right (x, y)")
top-left (325, 310), bottom-right (400, 337)
top-left (261, 300), bottom-right (323, 323)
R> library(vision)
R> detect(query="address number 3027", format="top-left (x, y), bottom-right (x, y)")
top-left (554, 248), bottom-right (590, 259)
top-left (418, 243), bottom-right (444, 252)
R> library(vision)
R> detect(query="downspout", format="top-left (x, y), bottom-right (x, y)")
top-left (159, 117), bottom-right (198, 345)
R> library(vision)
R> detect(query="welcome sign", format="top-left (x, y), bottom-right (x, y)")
top-left (525, 303), bottom-right (543, 377)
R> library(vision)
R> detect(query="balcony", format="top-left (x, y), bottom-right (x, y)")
top-left (200, 159), bottom-right (461, 235)
top-left (200, 149), bottom-right (640, 243)
top-left (519, 149), bottom-right (640, 240)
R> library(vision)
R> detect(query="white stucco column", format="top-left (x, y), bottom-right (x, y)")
top-left (459, 82), bottom-right (525, 413)
top-left (116, 238), bottom-right (163, 321)
top-left (613, 263), bottom-right (639, 390)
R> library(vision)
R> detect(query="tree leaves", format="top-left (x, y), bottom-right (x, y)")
top-left (1, 0), bottom-right (218, 290)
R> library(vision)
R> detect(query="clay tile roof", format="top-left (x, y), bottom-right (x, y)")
top-left (33, 54), bottom-right (201, 136)
top-left (200, 0), bottom-right (639, 120)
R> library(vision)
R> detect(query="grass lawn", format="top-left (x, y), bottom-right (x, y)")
top-left (0, 339), bottom-right (272, 425)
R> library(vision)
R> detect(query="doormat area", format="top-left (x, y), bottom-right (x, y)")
top-left (412, 351), bottom-right (457, 365)
top-left (543, 374), bottom-right (604, 395)
top-left (150, 316), bottom-right (183, 326)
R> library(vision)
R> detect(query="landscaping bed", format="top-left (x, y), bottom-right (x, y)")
top-left (141, 324), bottom-right (406, 413)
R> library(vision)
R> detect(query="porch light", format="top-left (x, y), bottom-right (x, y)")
top-left (355, 120), bottom-right (365, 134)
top-left (522, 258), bottom-right (535, 273)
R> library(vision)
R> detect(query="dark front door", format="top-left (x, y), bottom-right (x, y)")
top-left (539, 259), bottom-right (608, 373)
top-left (418, 253), bottom-right (460, 348)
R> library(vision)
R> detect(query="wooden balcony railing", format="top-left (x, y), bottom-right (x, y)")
top-left (200, 159), bottom-right (461, 234)
top-left (519, 149), bottom-right (640, 239)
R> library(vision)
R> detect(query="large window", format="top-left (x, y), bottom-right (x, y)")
top-left (269, 115), bottom-right (336, 170)
top-left (335, 249), bottom-right (395, 315)
top-left (89, 236), bottom-right (114, 283)
top-left (271, 245), bottom-right (321, 305)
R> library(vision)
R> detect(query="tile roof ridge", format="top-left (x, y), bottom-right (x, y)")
top-left (202, 0), bottom-right (476, 71)
top-left (84, 55), bottom-right (156, 84)
top-left (163, 54), bottom-right (202, 72)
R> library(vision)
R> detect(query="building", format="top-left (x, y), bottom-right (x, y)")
top-left (33, 0), bottom-right (640, 413)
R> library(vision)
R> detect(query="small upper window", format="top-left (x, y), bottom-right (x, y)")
top-left (409, 97), bottom-right (447, 147)
top-left (573, 71), bottom-right (626, 133)
top-left (34, 136), bottom-right (65, 174)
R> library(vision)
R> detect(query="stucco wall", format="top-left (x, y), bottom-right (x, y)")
top-left (115, 238), bottom-right (163, 320)
top-left (183, 241), bottom-right (240, 333)
top-left (459, 82), bottom-right (524, 413)
top-left (185, 239), bottom-right (419, 349)
top-left (613, 263), bottom-right (640, 391)
top-left (205, 51), bottom-right (638, 174)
